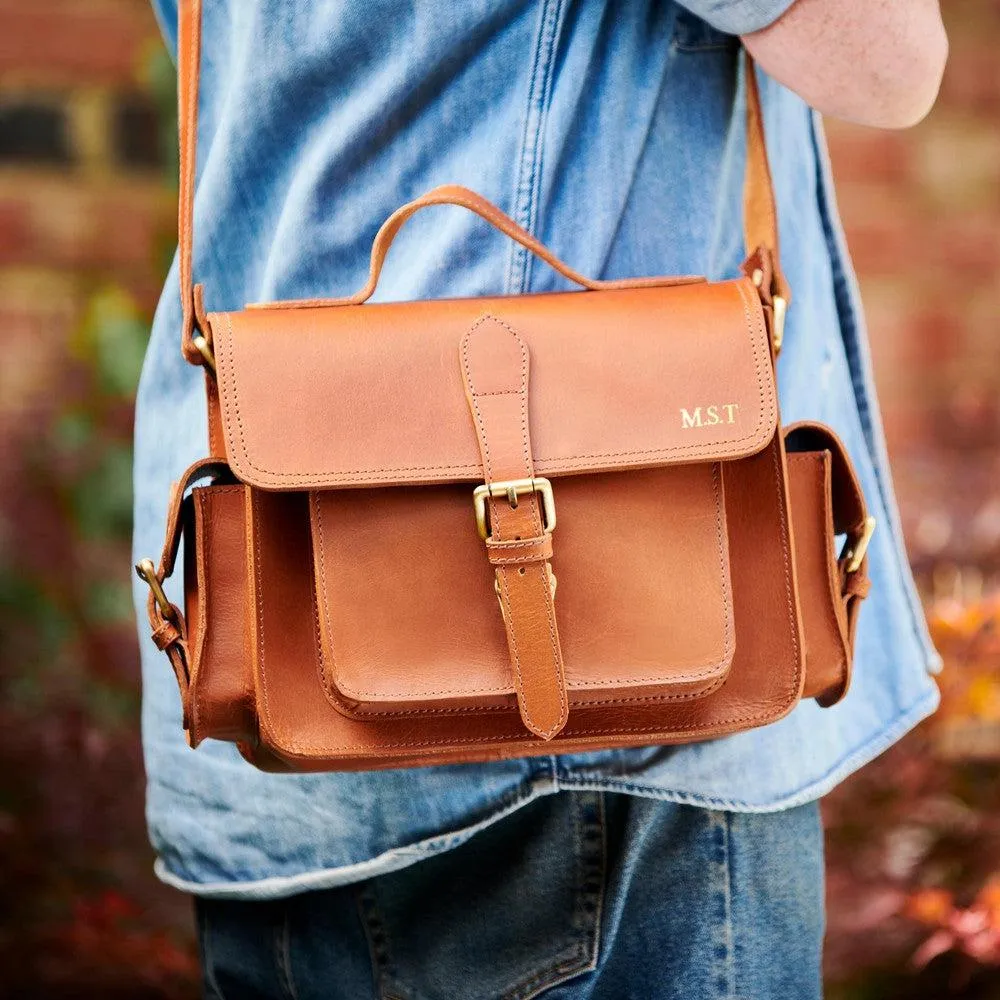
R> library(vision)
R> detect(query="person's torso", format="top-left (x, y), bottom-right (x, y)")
top-left (137, 0), bottom-right (939, 895)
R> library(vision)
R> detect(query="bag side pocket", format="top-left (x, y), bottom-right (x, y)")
top-left (785, 422), bottom-right (873, 707)
top-left (184, 484), bottom-right (256, 745)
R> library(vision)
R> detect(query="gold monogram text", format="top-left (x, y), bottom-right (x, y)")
top-left (680, 403), bottom-right (739, 429)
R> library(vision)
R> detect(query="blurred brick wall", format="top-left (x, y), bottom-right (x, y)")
top-left (0, 0), bottom-right (172, 459)
top-left (0, 3), bottom-right (196, 994)
top-left (825, 0), bottom-right (1000, 585)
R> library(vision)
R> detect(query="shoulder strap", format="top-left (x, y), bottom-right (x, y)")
top-left (175, 0), bottom-right (787, 366)
top-left (177, 0), bottom-right (204, 366)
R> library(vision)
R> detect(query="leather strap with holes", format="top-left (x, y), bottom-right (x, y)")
top-left (460, 316), bottom-right (568, 740)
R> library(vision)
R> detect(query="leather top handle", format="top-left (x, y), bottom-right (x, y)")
top-left (247, 184), bottom-right (705, 312)
top-left (176, 0), bottom-right (786, 364)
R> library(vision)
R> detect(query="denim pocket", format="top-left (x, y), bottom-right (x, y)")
top-left (355, 791), bottom-right (605, 1000)
top-left (671, 8), bottom-right (738, 52)
top-left (196, 897), bottom-right (299, 1000)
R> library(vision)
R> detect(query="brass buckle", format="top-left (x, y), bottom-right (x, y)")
top-left (473, 477), bottom-right (556, 541)
top-left (841, 516), bottom-right (876, 574)
top-left (135, 558), bottom-right (174, 620)
top-left (771, 295), bottom-right (787, 354)
top-left (751, 268), bottom-right (786, 355)
top-left (192, 333), bottom-right (216, 374)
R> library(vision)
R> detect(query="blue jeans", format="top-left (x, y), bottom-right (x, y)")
top-left (195, 793), bottom-right (823, 999)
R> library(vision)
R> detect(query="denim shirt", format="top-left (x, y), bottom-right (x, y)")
top-left (139, 0), bottom-right (940, 897)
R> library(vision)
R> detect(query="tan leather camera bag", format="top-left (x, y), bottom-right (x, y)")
top-left (137, 0), bottom-right (875, 772)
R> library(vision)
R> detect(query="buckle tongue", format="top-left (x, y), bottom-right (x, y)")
top-left (473, 477), bottom-right (556, 541)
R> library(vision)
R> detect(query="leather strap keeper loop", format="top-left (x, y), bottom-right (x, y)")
top-left (485, 534), bottom-right (554, 567)
top-left (151, 616), bottom-right (184, 652)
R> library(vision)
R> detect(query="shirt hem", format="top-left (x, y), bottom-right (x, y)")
top-left (555, 684), bottom-right (939, 810)
top-left (154, 685), bottom-right (938, 900)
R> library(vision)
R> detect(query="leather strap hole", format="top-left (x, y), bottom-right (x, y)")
top-left (518, 567), bottom-right (526, 576)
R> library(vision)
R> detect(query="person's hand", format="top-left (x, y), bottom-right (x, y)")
top-left (742, 0), bottom-right (948, 128)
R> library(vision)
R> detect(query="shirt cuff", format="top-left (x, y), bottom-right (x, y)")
top-left (679, 0), bottom-right (798, 35)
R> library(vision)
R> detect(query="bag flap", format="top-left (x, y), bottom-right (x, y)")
top-left (211, 278), bottom-right (776, 490)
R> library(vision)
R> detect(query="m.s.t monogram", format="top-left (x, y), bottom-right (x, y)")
top-left (680, 403), bottom-right (740, 429)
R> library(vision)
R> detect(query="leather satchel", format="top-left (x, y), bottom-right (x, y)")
top-left (137, 0), bottom-right (876, 772)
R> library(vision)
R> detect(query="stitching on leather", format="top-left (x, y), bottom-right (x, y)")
top-left (312, 490), bottom-right (516, 712)
top-left (770, 438), bottom-right (804, 706)
top-left (712, 461), bottom-right (735, 683)
top-left (338, 675), bottom-right (731, 720)
top-left (197, 486), bottom-right (256, 732)
top-left (817, 455), bottom-right (850, 690)
top-left (260, 447), bottom-right (800, 747)
top-left (560, 461), bottom-right (732, 702)
top-left (188, 490), bottom-right (210, 735)
top-left (312, 318), bottom-right (525, 704)
top-left (216, 280), bottom-right (777, 484)
top-left (491, 553), bottom-right (550, 565)
top-left (330, 657), bottom-right (732, 713)
top-left (790, 454), bottom-right (849, 687)
top-left (566, 673), bottom-right (727, 706)
top-left (308, 493), bottom-right (337, 708)
top-left (512, 311), bottom-right (568, 736)
top-left (312, 492), bottom-right (337, 695)
top-left (268, 699), bottom-right (797, 755)
top-left (497, 567), bottom-right (539, 732)
top-left (309, 492), bottom-right (427, 712)
top-left (252, 488), bottom-right (271, 736)
top-left (488, 535), bottom-right (548, 548)
top-left (340, 699), bottom-right (514, 718)
top-left (325, 670), bottom-right (732, 721)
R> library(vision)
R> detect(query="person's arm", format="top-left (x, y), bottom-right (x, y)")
top-left (741, 0), bottom-right (948, 128)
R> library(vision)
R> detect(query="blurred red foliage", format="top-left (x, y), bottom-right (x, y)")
top-left (824, 598), bottom-right (1000, 999)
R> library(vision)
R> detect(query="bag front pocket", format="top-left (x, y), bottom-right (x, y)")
top-left (310, 462), bottom-right (734, 718)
